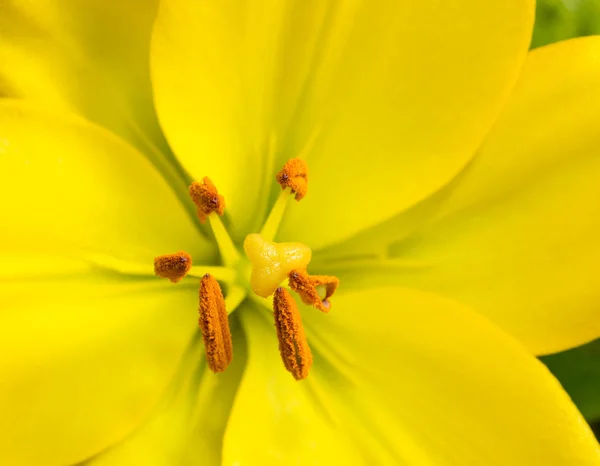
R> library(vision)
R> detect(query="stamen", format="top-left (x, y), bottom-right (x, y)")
top-left (199, 274), bottom-right (233, 373)
top-left (276, 158), bottom-right (308, 201)
top-left (262, 157), bottom-right (312, 241)
top-left (288, 269), bottom-right (339, 313)
top-left (188, 179), bottom-right (239, 266)
top-left (273, 287), bottom-right (313, 380)
top-left (154, 252), bottom-right (192, 283)
top-left (189, 177), bottom-right (225, 223)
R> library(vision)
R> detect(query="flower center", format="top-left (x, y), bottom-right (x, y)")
top-left (153, 158), bottom-right (339, 380)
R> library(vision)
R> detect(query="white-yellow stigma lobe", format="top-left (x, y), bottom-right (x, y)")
top-left (243, 233), bottom-right (311, 298)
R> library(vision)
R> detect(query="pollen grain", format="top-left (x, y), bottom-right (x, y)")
top-left (276, 158), bottom-right (308, 201)
top-left (288, 269), bottom-right (339, 313)
top-left (199, 274), bottom-right (233, 373)
top-left (273, 287), bottom-right (313, 380)
top-left (154, 251), bottom-right (193, 283)
top-left (189, 177), bottom-right (225, 223)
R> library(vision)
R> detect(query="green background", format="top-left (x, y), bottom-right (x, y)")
top-left (532, 0), bottom-right (600, 47)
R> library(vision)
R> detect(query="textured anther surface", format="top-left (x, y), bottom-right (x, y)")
top-left (153, 251), bottom-right (193, 283)
top-left (276, 158), bottom-right (308, 201)
top-left (273, 287), bottom-right (313, 380)
top-left (199, 274), bottom-right (233, 372)
top-left (189, 177), bottom-right (225, 222)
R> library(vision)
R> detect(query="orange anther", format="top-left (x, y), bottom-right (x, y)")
top-left (154, 251), bottom-right (192, 283)
top-left (189, 177), bottom-right (225, 223)
top-left (288, 269), bottom-right (339, 313)
top-left (273, 287), bottom-right (312, 380)
top-left (276, 158), bottom-right (308, 201)
top-left (199, 274), bottom-right (233, 373)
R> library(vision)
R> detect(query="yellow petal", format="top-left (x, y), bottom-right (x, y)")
top-left (0, 100), bottom-right (211, 265)
top-left (151, 0), bottom-right (534, 246)
top-left (87, 317), bottom-right (247, 466)
top-left (0, 275), bottom-right (198, 466)
top-left (377, 36), bottom-right (600, 355)
top-left (225, 289), bottom-right (600, 465)
top-left (0, 0), bottom-right (168, 155)
top-left (0, 101), bottom-right (212, 465)
top-left (223, 307), bottom-right (359, 465)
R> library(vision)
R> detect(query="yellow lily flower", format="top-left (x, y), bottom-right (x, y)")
top-left (1, 0), bottom-right (600, 465)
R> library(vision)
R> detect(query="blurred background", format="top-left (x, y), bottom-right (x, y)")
top-left (532, 0), bottom-right (600, 47)
top-left (532, 0), bottom-right (600, 439)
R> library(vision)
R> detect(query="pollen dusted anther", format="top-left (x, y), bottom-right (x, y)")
top-left (199, 274), bottom-right (233, 373)
top-left (276, 158), bottom-right (308, 200)
top-left (189, 176), bottom-right (225, 222)
top-left (273, 287), bottom-right (313, 380)
top-left (288, 269), bottom-right (339, 313)
top-left (153, 251), bottom-right (192, 283)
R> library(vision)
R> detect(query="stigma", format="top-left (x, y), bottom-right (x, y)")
top-left (243, 233), bottom-right (311, 298)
